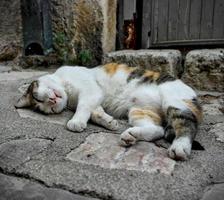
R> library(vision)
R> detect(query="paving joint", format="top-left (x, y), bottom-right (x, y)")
top-left (0, 167), bottom-right (102, 200)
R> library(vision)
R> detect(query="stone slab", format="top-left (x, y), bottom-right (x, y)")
top-left (201, 183), bottom-right (224, 200)
top-left (67, 132), bottom-right (176, 175)
top-left (0, 139), bottom-right (51, 169)
top-left (103, 49), bottom-right (183, 77)
top-left (183, 49), bottom-right (224, 92)
top-left (1, 66), bottom-right (224, 200)
top-left (16, 108), bottom-right (73, 126)
top-left (0, 173), bottom-right (98, 200)
top-left (209, 122), bottom-right (224, 143)
top-left (0, 71), bottom-right (47, 82)
top-left (0, 65), bottom-right (12, 73)
top-left (198, 90), bottom-right (224, 116)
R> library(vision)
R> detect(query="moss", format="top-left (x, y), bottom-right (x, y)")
top-left (53, 32), bottom-right (72, 64)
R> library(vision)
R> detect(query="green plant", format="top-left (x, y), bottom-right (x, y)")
top-left (53, 32), bottom-right (93, 65)
top-left (77, 49), bottom-right (93, 65)
top-left (53, 32), bottom-right (71, 63)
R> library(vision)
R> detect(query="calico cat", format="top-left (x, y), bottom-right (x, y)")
top-left (15, 63), bottom-right (202, 160)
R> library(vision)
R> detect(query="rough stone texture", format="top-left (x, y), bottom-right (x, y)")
top-left (0, 71), bottom-right (47, 82)
top-left (0, 67), bottom-right (224, 200)
top-left (0, 139), bottom-right (51, 169)
top-left (0, 173), bottom-right (98, 200)
top-left (198, 91), bottom-right (224, 143)
top-left (0, 65), bottom-right (12, 73)
top-left (209, 122), bottom-right (224, 143)
top-left (51, 0), bottom-right (116, 66)
top-left (0, 0), bottom-right (22, 62)
top-left (71, 0), bottom-right (104, 66)
top-left (0, 0), bottom-right (22, 43)
top-left (198, 91), bottom-right (224, 116)
top-left (17, 109), bottom-right (73, 126)
top-left (19, 55), bottom-right (61, 68)
top-left (100, 0), bottom-right (117, 54)
top-left (67, 133), bottom-right (176, 175)
top-left (201, 183), bottom-right (224, 200)
top-left (0, 0), bottom-right (116, 66)
top-left (0, 42), bottom-right (21, 62)
top-left (183, 49), bottom-right (224, 92)
top-left (103, 50), bottom-right (183, 77)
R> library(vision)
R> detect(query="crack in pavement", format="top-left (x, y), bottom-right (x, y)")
top-left (0, 167), bottom-right (106, 200)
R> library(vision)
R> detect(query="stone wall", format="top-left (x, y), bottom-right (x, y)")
top-left (0, 0), bottom-right (22, 61)
top-left (0, 0), bottom-right (117, 66)
top-left (51, 0), bottom-right (117, 66)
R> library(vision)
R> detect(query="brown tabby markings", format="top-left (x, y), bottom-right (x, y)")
top-left (27, 81), bottom-right (38, 101)
top-left (130, 108), bottom-right (162, 125)
top-left (23, 81), bottom-right (39, 108)
top-left (104, 63), bottom-right (134, 76)
top-left (143, 71), bottom-right (160, 82)
top-left (104, 63), bottom-right (177, 85)
top-left (166, 105), bottom-right (199, 140)
top-left (183, 99), bottom-right (203, 123)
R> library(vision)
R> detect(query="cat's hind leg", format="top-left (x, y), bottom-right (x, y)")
top-left (119, 107), bottom-right (164, 146)
top-left (91, 106), bottom-right (120, 130)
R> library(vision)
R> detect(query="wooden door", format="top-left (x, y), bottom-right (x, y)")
top-left (141, 0), bottom-right (224, 48)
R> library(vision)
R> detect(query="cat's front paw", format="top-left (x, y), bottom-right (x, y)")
top-left (119, 129), bottom-right (137, 147)
top-left (66, 119), bottom-right (87, 132)
top-left (168, 137), bottom-right (192, 161)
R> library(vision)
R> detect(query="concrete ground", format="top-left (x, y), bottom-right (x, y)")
top-left (0, 65), bottom-right (224, 200)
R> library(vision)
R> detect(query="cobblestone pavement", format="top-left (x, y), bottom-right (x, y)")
top-left (0, 66), bottom-right (223, 200)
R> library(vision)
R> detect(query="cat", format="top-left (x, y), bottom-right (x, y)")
top-left (15, 63), bottom-right (202, 160)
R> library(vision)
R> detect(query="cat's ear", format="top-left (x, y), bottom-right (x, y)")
top-left (15, 94), bottom-right (31, 108)
top-left (15, 80), bottom-right (38, 108)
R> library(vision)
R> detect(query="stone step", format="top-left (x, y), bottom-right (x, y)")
top-left (103, 49), bottom-right (183, 78)
top-left (103, 49), bottom-right (224, 92)
top-left (182, 49), bottom-right (224, 92)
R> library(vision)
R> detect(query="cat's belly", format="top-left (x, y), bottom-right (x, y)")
top-left (102, 84), bottom-right (162, 119)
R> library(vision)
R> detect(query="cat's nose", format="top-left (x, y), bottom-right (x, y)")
top-left (49, 97), bottom-right (57, 104)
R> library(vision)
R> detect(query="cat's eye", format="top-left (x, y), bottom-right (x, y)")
top-left (32, 92), bottom-right (44, 103)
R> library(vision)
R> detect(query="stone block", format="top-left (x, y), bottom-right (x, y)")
top-left (67, 132), bottom-right (176, 175)
top-left (183, 49), bottom-right (224, 92)
top-left (198, 91), bottom-right (224, 116)
top-left (103, 50), bottom-right (183, 77)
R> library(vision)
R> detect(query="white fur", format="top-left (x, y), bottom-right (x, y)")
top-left (168, 136), bottom-right (192, 160)
top-left (159, 80), bottom-right (197, 111)
top-left (33, 65), bottom-right (196, 131)
top-left (26, 65), bottom-right (197, 160)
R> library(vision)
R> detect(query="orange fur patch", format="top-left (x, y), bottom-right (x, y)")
top-left (130, 108), bottom-right (162, 125)
top-left (143, 71), bottom-right (160, 81)
top-left (104, 63), bottom-right (134, 76)
top-left (184, 99), bottom-right (203, 123)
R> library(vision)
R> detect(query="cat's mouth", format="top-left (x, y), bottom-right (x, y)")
top-left (48, 90), bottom-right (62, 105)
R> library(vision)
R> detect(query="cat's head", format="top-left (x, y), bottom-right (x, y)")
top-left (15, 76), bottom-right (68, 114)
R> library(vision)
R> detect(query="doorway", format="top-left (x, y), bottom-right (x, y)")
top-left (21, 0), bottom-right (53, 56)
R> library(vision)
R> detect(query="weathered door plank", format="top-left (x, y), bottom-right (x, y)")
top-left (200, 0), bottom-right (214, 39)
top-left (213, 0), bottom-right (224, 38)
